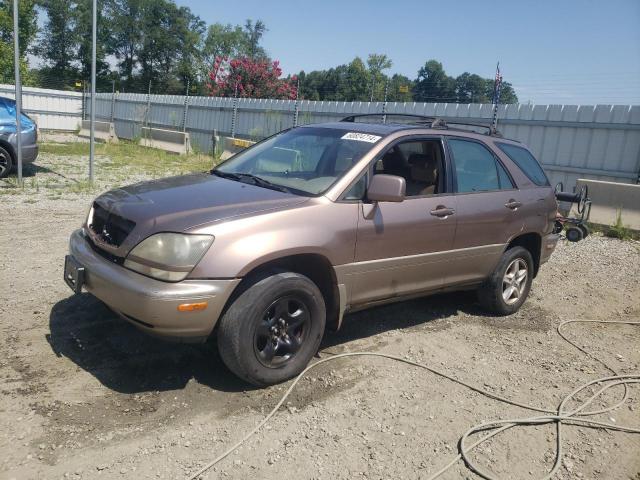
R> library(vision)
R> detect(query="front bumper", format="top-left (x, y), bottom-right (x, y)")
top-left (68, 229), bottom-right (240, 341)
top-left (540, 233), bottom-right (561, 265)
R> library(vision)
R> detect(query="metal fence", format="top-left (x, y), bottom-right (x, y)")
top-left (2, 83), bottom-right (639, 188)
top-left (0, 84), bottom-right (82, 131)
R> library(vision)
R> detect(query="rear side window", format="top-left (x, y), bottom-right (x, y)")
top-left (448, 139), bottom-right (513, 193)
top-left (497, 143), bottom-right (549, 186)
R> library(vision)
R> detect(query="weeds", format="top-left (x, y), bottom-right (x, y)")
top-left (605, 209), bottom-right (632, 240)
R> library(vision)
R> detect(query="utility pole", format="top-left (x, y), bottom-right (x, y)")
top-left (88, 0), bottom-right (97, 182)
top-left (12, 0), bottom-right (23, 185)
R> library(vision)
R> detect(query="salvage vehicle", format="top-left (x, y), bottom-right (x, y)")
top-left (64, 114), bottom-right (559, 385)
top-left (0, 96), bottom-right (39, 179)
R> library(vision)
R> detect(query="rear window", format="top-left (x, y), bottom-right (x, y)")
top-left (497, 143), bottom-right (549, 186)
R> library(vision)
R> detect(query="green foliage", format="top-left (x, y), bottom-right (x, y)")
top-left (6, 0), bottom-right (520, 104)
top-left (605, 209), bottom-right (632, 240)
top-left (414, 60), bottom-right (456, 102)
top-left (0, 0), bottom-right (37, 84)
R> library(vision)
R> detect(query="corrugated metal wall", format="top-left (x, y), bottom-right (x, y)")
top-left (2, 84), bottom-right (638, 189)
top-left (0, 84), bottom-right (82, 131)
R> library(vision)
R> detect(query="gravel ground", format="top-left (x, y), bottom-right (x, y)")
top-left (1, 151), bottom-right (639, 480)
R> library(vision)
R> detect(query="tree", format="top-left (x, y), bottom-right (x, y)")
top-left (202, 23), bottom-right (245, 71)
top-left (208, 57), bottom-right (296, 99)
top-left (386, 74), bottom-right (414, 102)
top-left (35, 0), bottom-right (78, 89)
top-left (243, 19), bottom-right (267, 59)
top-left (107, 0), bottom-right (144, 86)
top-left (366, 53), bottom-right (392, 101)
top-left (0, 0), bottom-right (38, 84)
top-left (75, 0), bottom-right (111, 86)
top-left (455, 72), bottom-right (489, 103)
top-left (413, 60), bottom-right (456, 103)
top-left (493, 80), bottom-right (518, 104)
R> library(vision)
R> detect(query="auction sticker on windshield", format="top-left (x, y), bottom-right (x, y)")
top-left (341, 132), bottom-right (381, 143)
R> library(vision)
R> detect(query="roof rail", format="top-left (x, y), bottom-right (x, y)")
top-left (340, 113), bottom-right (503, 137)
top-left (340, 113), bottom-right (437, 123)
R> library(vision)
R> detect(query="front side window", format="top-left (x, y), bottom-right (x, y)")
top-left (374, 139), bottom-right (443, 197)
top-left (497, 143), bottom-right (549, 186)
top-left (449, 138), bottom-right (513, 193)
top-left (216, 127), bottom-right (380, 195)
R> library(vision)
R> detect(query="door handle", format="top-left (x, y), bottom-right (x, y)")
top-left (505, 200), bottom-right (522, 210)
top-left (430, 206), bottom-right (456, 218)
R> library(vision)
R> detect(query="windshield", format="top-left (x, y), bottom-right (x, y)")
top-left (215, 127), bottom-right (381, 195)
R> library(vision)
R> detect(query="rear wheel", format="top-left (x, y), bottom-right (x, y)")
top-left (0, 145), bottom-right (13, 179)
top-left (217, 271), bottom-right (326, 386)
top-left (478, 246), bottom-right (533, 315)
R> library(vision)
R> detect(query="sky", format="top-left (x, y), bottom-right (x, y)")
top-left (175, 0), bottom-right (640, 105)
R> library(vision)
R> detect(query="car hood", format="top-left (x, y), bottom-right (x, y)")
top-left (90, 173), bottom-right (309, 254)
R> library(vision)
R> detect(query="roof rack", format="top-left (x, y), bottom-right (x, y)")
top-left (339, 113), bottom-right (503, 137)
top-left (340, 113), bottom-right (437, 123)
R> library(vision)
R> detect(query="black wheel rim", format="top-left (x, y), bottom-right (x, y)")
top-left (0, 151), bottom-right (8, 176)
top-left (253, 295), bottom-right (311, 368)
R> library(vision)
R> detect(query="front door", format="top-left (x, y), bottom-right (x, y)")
top-left (348, 137), bottom-right (457, 306)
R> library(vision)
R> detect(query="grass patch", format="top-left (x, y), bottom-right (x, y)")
top-left (39, 140), bottom-right (218, 177)
top-left (604, 209), bottom-right (633, 241)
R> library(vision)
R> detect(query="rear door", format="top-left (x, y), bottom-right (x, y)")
top-left (445, 136), bottom-right (525, 286)
top-left (348, 136), bottom-right (458, 305)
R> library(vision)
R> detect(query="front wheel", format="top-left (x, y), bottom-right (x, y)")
top-left (478, 246), bottom-right (534, 315)
top-left (217, 271), bottom-right (326, 386)
top-left (0, 145), bottom-right (13, 179)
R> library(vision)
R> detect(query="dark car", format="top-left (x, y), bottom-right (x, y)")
top-left (0, 96), bottom-right (38, 178)
top-left (65, 114), bottom-right (559, 385)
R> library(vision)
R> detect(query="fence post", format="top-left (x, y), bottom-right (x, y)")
top-left (110, 80), bottom-right (116, 123)
top-left (182, 79), bottom-right (190, 133)
top-left (382, 80), bottom-right (389, 124)
top-left (231, 83), bottom-right (238, 138)
top-left (293, 78), bottom-right (300, 127)
top-left (82, 81), bottom-right (87, 121)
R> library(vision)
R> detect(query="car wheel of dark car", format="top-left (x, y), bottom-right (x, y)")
top-left (477, 246), bottom-right (533, 316)
top-left (0, 145), bottom-right (13, 179)
top-left (217, 271), bottom-right (326, 386)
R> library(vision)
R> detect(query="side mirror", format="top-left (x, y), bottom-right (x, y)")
top-left (367, 174), bottom-right (406, 203)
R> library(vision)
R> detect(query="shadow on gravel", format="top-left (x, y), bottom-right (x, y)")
top-left (322, 290), bottom-right (481, 351)
top-left (47, 293), bottom-right (248, 395)
top-left (47, 290), bottom-right (483, 394)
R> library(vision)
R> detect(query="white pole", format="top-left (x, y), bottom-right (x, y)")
top-left (89, 0), bottom-right (97, 181)
top-left (12, 0), bottom-right (23, 185)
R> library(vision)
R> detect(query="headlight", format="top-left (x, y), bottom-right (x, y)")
top-left (124, 233), bottom-right (214, 282)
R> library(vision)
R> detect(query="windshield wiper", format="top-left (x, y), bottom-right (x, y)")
top-left (211, 169), bottom-right (241, 181)
top-left (211, 169), bottom-right (292, 194)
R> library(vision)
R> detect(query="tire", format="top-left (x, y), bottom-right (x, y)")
top-left (0, 145), bottom-right (13, 179)
top-left (566, 227), bottom-right (584, 242)
top-left (217, 271), bottom-right (326, 386)
top-left (478, 246), bottom-right (534, 316)
top-left (577, 224), bottom-right (589, 239)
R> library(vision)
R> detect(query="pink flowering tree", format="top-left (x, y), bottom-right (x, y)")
top-left (207, 56), bottom-right (297, 99)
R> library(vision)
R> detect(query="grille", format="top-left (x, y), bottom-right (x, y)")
top-left (89, 202), bottom-right (136, 247)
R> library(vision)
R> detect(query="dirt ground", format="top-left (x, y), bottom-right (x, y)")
top-left (1, 150), bottom-right (639, 480)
